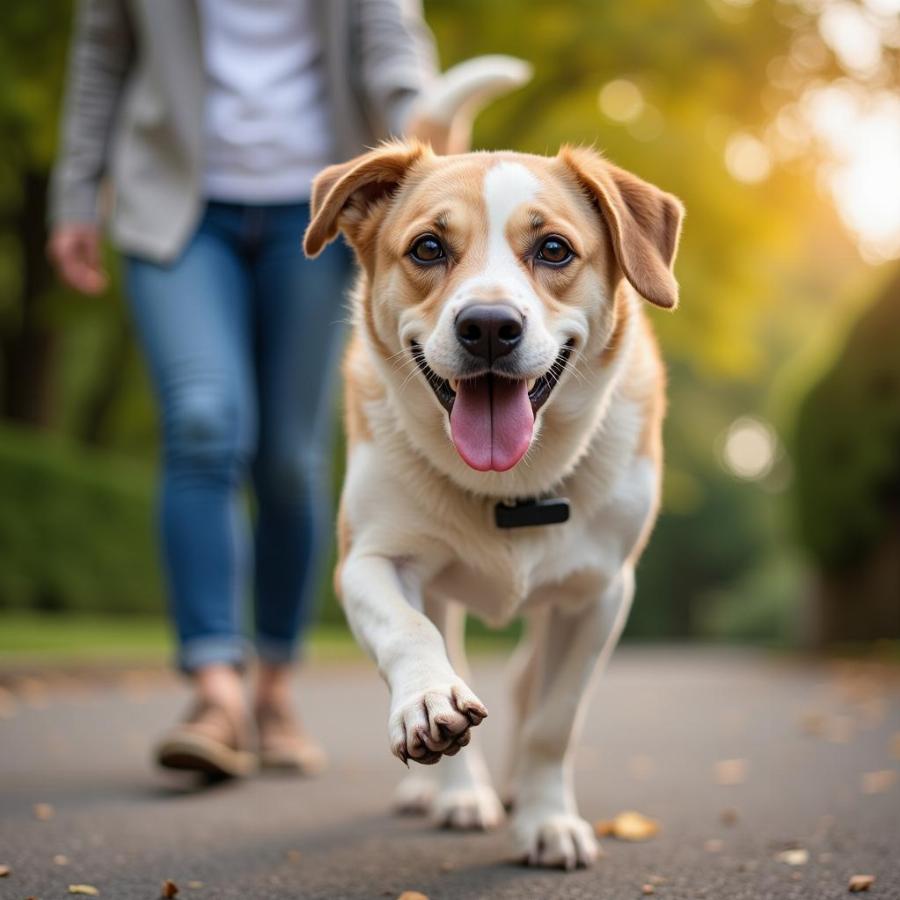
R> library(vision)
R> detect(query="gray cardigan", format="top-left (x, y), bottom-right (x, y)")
top-left (49, 0), bottom-right (438, 262)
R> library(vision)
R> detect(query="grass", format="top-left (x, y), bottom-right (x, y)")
top-left (0, 612), bottom-right (364, 666)
top-left (0, 611), bottom-right (517, 668)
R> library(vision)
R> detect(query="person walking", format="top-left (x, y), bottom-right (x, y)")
top-left (47, 0), bottom-right (442, 779)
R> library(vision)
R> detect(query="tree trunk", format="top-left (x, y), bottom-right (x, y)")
top-left (1, 170), bottom-right (57, 427)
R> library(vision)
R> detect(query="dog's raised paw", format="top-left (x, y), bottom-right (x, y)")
top-left (514, 812), bottom-right (599, 870)
top-left (388, 682), bottom-right (487, 766)
top-left (433, 784), bottom-right (505, 830)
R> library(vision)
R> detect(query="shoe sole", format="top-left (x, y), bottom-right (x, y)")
top-left (156, 732), bottom-right (257, 779)
top-left (258, 749), bottom-right (327, 776)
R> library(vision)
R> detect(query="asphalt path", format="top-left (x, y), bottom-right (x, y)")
top-left (1, 647), bottom-right (898, 899)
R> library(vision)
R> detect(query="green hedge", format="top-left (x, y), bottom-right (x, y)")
top-left (791, 269), bottom-right (900, 572)
top-left (0, 424), bottom-right (163, 614)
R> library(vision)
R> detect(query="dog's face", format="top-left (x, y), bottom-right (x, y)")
top-left (305, 142), bottom-right (682, 475)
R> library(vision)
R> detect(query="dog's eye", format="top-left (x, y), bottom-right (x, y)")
top-left (537, 236), bottom-right (574, 266)
top-left (409, 234), bottom-right (446, 264)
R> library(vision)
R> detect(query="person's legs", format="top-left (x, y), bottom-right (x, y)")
top-left (125, 204), bottom-right (257, 731)
top-left (247, 202), bottom-right (349, 737)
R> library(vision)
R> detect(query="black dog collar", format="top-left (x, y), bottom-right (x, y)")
top-left (495, 497), bottom-right (570, 529)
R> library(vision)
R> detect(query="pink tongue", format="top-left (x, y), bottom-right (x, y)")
top-left (450, 376), bottom-right (534, 471)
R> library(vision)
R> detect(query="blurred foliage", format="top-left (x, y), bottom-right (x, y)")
top-left (0, 0), bottom-right (898, 644)
top-left (0, 423), bottom-right (161, 615)
top-left (792, 269), bottom-right (900, 571)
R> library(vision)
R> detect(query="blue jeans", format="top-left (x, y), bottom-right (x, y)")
top-left (126, 201), bottom-right (350, 672)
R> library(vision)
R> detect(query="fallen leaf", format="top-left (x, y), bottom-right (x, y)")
top-left (286, 850), bottom-right (302, 863)
top-left (397, 893), bottom-right (429, 900)
top-left (714, 758), bottom-right (748, 786)
top-left (0, 864), bottom-right (10, 876)
top-left (776, 849), bottom-right (809, 866)
top-left (161, 879), bottom-right (179, 898)
top-left (54, 855), bottom-right (69, 866)
top-left (68, 886), bottom-right (100, 896)
top-left (641, 885), bottom-right (655, 895)
top-left (594, 811), bottom-right (660, 842)
top-left (33, 803), bottom-right (55, 821)
top-left (720, 808), bottom-right (739, 826)
top-left (861, 770), bottom-right (897, 795)
top-left (848, 874), bottom-right (875, 892)
top-left (704, 838), bottom-right (724, 853)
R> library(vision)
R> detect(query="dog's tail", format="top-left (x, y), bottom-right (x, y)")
top-left (407, 55), bottom-right (532, 154)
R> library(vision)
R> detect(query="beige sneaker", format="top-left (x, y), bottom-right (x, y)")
top-left (255, 704), bottom-right (328, 775)
top-left (155, 700), bottom-right (256, 778)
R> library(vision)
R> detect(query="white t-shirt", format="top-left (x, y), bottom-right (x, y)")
top-left (198, 0), bottom-right (334, 203)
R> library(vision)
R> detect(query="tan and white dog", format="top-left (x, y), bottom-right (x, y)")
top-left (304, 138), bottom-right (683, 869)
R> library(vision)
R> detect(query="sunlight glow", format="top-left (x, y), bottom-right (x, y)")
top-left (722, 417), bottom-right (777, 481)
top-left (805, 85), bottom-right (900, 262)
top-left (598, 79), bottom-right (644, 123)
top-left (724, 133), bottom-right (772, 183)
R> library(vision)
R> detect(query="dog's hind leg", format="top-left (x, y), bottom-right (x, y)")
top-left (423, 596), bottom-right (505, 830)
top-left (511, 566), bottom-right (635, 869)
top-left (500, 608), bottom-right (547, 809)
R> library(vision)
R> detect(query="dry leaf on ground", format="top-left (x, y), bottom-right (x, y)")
top-left (397, 893), bottom-right (429, 900)
top-left (714, 758), bottom-right (748, 785)
top-left (776, 849), bottom-right (809, 866)
top-left (33, 803), bottom-right (55, 821)
top-left (286, 850), bottom-right (302, 863)
top-left (54, 855), bottom-right (69, 866)
top-left (641, 885), bottom-right (655, 895)
top-left (68, 886), bottom-right (100, 896)
top-left (161, 879), bottom-right (179, 898)
top-left (0, 864), bottom-right (10, 876)
top-left (594, 811), bottom-right (660, 841)
top-left (861, 769), bottom-right (897, 795)
top-left (848, 874), bottom-right (876, 892)
top-left (720, 807), bottom-right (739, 826)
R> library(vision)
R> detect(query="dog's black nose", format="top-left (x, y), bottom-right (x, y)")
top-left (455, 304), bottom-right (524, 363)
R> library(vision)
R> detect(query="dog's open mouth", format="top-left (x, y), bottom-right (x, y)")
top-left (410, 340), bottom-right (574, 472)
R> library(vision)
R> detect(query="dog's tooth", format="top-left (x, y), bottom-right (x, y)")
top-left (527, 378), bottom-right (537, 392)
top-left (450, 378), bottom-right (459, 392)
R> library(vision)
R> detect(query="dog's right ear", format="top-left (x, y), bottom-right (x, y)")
top-left (303, 140), bottom-right (429, 260)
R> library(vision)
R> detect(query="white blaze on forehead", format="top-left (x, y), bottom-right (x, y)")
top-left (482, 162), bottom-right (540, 281)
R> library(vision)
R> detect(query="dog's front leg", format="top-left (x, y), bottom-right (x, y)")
top-left (341, 553), bottom-right (488, 765)
top-left (511, 565), bottom-right (635, 869)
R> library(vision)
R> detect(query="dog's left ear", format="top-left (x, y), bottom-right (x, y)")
top-left (559, 146), bottom-right (684, 309)
top-left (304, 140), bottom-right (429, 260)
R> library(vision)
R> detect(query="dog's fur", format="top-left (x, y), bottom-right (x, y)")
top-left (304, 141), bottom-right (683, 869)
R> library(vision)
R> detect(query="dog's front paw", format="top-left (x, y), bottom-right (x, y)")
top-left (433, 784), bottom-right (505, 830)
top-left (388, 681), bottom-right (487, 766)
top-left (513, 811), bottom-right (599, 870)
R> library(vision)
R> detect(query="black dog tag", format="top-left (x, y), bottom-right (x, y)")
top-left (495, 497), bottom-right (570, 529)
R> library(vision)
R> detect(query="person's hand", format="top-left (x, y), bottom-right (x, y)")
top-left (47, 223), bottom-right (109, 295)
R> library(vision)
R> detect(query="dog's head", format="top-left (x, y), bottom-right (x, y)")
top-left (305, 141), bottom-right (683, 477)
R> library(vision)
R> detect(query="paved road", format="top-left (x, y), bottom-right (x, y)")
top-left (1, 647), bottom-right (899, 900)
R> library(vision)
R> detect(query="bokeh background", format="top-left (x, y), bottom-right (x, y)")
top-left (2, 0), bottom-right (899, 662)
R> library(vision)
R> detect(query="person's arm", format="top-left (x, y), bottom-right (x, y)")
top-left (48, 0), bottom-right (134, 294)
top-left (355, 0), bottom-right (439, 139)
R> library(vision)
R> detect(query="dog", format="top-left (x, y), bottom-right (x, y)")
top-left (303, 138), bottom-right (683, 869)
